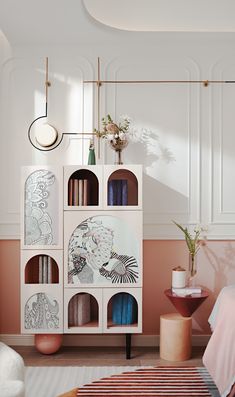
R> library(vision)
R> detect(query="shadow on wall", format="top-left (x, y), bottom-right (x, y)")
top-left (202, 242), bottom-right (235, 295)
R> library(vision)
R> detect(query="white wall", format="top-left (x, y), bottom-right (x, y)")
top-left (1, 25), bottom-right (235, 239)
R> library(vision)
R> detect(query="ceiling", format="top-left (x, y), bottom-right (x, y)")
top-left (84, 0), bottom-right (235, 32)
top-left (0, 0), bottom-right (234, 46)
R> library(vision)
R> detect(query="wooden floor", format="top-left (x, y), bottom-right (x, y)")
top-left (13, 345), bottom-right (205, 367)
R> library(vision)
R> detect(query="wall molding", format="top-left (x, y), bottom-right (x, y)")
top-left (0, 333), bottom-right (210, 347)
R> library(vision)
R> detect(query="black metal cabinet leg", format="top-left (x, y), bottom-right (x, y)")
top-left (126, 333), bottom-right (131, 359)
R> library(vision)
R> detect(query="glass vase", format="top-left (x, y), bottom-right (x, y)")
top-left (188, 253), bottom-right (197, 287)
top-left (109, 136), bottom-right (128, 165)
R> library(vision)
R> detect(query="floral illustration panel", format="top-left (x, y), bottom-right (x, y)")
top-left (24, 292), bottom-right (59, 330)
top-left (24, 169), bottom-right (58, 245)
top-left (68, 215), bottom-right (140, 285)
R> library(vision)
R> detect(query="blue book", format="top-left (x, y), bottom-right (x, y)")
top-left (112, 293), bottom-right (123, 325)
top-left (122, 294), bottom-right (136, 325)
top-left (116, 180), bottom-right (122, 205)
top-left (108, 180), bottom-right (115, 205)
top-left (121, 179), bottom-right (128, 205)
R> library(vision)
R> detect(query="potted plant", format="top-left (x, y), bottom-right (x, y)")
top-left (173, 221), bottom-right (206, 285)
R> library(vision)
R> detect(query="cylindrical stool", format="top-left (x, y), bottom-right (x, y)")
top-left (160, 313), bottom-right (192, 361)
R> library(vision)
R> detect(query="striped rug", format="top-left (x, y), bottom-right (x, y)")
top-left (76, 366), bottom-right (213, 396)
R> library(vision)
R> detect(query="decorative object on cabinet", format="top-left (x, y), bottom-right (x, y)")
top-left (87, 140), bottom-right (96, 165)
top-left (94, 114), bottom-right (131, 165)
top-left (21, 164), bottom-right (142, 359)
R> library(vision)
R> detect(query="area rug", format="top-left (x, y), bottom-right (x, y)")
top-left (76, 367), bottom-right (218, 396)
top-left (25, 366), bottom-right (219, 397)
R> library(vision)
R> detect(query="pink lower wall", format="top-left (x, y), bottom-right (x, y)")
top-left (0, 240), bottom-right (235, 335)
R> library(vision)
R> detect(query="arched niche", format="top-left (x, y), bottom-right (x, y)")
top-left (68, 293), bottom-right (98, 328)
top-left (25, 254), bottom-right (59, 284)
top-left (68, 169), bottom-right (99, 206)
top-left (107, 169), bottom-right (138, 206)
top-left (107, 292), bottom-right (138, 327)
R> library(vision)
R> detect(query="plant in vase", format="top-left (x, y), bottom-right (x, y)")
top-left (173, 221), bottom-right (207, 286)
top-left (94, 114), bottom-right (132, 164)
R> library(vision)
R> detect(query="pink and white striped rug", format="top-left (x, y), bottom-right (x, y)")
top-left (76, 366), bottom-right (214, 396)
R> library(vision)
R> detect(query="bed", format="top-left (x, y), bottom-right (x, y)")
top-left (203, 285), bottom-right (235, 397)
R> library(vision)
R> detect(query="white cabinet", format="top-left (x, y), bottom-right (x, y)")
top-left (21, 165), bottom-right (142, 338)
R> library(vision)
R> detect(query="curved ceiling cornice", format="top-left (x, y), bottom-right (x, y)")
top-left (83, 0), bottom-right (235, 32)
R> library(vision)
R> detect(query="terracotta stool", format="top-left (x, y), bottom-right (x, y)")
top-left (160, 313), bottom-right (192, 361)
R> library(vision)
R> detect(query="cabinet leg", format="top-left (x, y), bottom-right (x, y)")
top-left (126, 333), bottom-right (131, 359)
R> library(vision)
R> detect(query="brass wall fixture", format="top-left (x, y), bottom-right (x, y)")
top-left (28, 57), bottom-right (93, 151)
top-left (28, 57), bottom-right (235, 152)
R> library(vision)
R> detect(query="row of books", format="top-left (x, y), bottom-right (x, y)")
top-left (68, 293), bottom-right (91, 327)
top-left (108, 179), bottom-right (128, 206)
top-left (38, 255), bottom-right (52, 284)
top-left (172, 286), bottom-right (202, 296)
top-left (68, 178), bottom-right (89, 206)
top-left (112, 293), bottom-right (137, 325)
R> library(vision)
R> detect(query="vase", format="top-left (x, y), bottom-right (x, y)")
top-left (188, 253), bottom-right (197, 287)
top-left (109, 136), bottom-right (128, 165)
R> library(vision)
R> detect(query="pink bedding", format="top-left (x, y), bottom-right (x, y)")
top-left (203, 286), bottom-right (235, 397)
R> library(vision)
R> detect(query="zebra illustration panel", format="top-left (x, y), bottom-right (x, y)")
top-left (68, 215), bottom-right (140, 285)
top-left (24, 169), bottom-right (58, 245)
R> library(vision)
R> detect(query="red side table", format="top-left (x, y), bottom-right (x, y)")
top-left (164, 289), bottom-right (209, 317)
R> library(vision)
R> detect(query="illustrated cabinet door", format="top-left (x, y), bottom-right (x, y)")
top-left (21, 166), bottom-right (63, 334)
top-left (63, 165), bottom-right (143, 334)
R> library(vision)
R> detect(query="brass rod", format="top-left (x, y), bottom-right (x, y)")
top-left (97, 57), bottom-right (101, 159)
top-left (84, 79), bottom-right (235, 84)
top-left (62, 132), bottom-right (95, 136)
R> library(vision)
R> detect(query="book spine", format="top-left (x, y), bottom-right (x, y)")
top-left (116, 180), bottom-right (122, 205)
top-left (68, 178), bottom-right (73, 206)
top-left (112, 293), bottom-right (123, 325)
top-left (68, 298), bottom-right (74, 327)
top-left (77, 293), bottom-right (91, 325)
top-left (78, 179), bottom-right (83, 206)
top-left (83, 179), bottom-right (88, 206)
top-left (73, 179), bottom-right (79, 206)
top-left (42, 255), bottom-right (48, 283)
top-left (108, 180), bottom-right (114, 205)
top-left (73, 295), bottom-right (78, 326)
top-left (121, 179), bottom-right (128, 205)
top-left (38, 255), bottom-right (43, 283)
top-left (48, 256), bottom-right (52, 283)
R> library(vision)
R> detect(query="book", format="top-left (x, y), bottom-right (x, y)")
top-left (77, 293), bottom-right (91, 325)
top-left (112, 293), bottom-right (123, 325)
top-left (42, 255), bottom-right (48, 283)
top-left (68, 178), bottom-right (73, 206)
top-left (172, 286), bottom-right (202, 296)
top-left (116, 180), bottom-right (122, 205)
top-left (38, 255), bottom-right (43, 283)
top-left (121, 179), bottom-right (128, 205)
top-left (73, 179), bottom-right (79, 206)
top-left (108, 180), bottom-right (115, 205)
top-left (47, 256), bottom-right (52, 283)
top-left (83, 179), bottom-right (89, 206)
top-left (122, 294), bottom-right (136, 325)
top-left (78, 179), bottom-right (83, 206)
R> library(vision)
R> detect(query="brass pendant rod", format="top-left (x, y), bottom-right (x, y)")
top-left (97, 57), bottom-right (101, 159)
top-left (45, 57), bottom-right (51, 114)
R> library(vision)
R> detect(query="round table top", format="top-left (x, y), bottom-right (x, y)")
top-left (164, 288), bottom-right (209, 317)
top-left (164, 288), bottom-right (209, 299)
